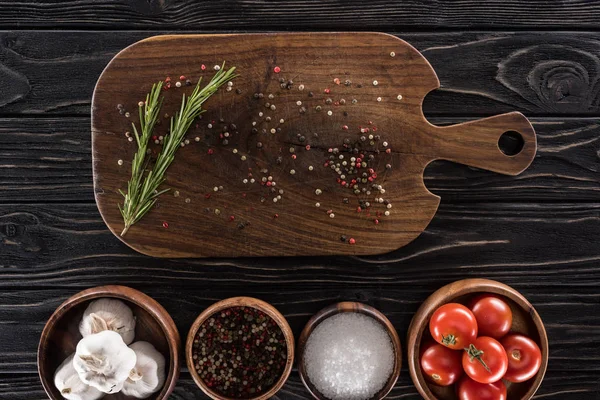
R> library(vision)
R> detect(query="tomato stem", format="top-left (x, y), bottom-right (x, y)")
top-left (464, 343), bottom-right (491, 372)
top-left (442, 334), bottom-right (457, 346)
top-left (511, 350), bottom-right (521, 361)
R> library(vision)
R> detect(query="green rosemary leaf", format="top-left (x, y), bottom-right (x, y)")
top-left (118, 81), bottom-right (164, 237)
top-left (119, 64), bottom-right (237, 237)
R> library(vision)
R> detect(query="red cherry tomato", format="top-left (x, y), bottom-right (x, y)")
top-left (420, 341), bottom-right (463, 386)
top-left (458, 376), bottom-right (507, 400)
top-left (501, 334), bottom-right (542, 382)
top-left (468, 294), bottom-right (512, 339)
top-left (462, 336), bottom-right (508, 384)
top-left (429, 303), bottom-right (478, 350)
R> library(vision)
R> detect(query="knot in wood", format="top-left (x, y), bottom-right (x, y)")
top-left (4, 223), bottom-right (17, 237)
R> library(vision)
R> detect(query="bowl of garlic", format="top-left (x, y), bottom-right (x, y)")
top-left (38, 285), bottom-right (180, 400)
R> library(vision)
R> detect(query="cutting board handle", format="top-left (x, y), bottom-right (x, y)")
top-left (428, 112), bottom-right (536, 175)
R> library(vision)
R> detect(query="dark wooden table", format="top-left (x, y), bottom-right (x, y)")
top-left (1, 1), bottom-right (599, 399)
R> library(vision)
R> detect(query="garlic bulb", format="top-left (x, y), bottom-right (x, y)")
top-left (74, 330), bottom-right (137, 394)
top-left (121, 341), bottom-right (166, 398)
top-left (54, 354), bottom-right (103, 400)
top-left (79, 298), bottom-right (136, 344)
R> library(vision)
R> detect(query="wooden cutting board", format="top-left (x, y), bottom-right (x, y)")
top-left (92, 33), bottom-right (536, 258)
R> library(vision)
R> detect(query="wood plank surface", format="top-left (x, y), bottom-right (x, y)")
top-left (1, 117), bottom-right (598, 203)
top-left (0, 118), bottom-right (93, 202)
top-left (2, 202), bottom-right (600, 286)
top-left (3, 31), bottom-right (600, 117)
top-left (2, 1), bottom-right (599, 396)
top-left (0, 1), bottom-right (599, 30)
top-left (1, 372), bottom-right (598, 400)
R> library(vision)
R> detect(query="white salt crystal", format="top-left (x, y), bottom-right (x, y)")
top-left (304, 313), bottom-right (394, 400)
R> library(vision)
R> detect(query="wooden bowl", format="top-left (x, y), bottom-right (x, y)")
top-left (38, 285), bottom-right (181, 400)
top-left (186, 297), bottom-right (295, 400)
top-left (407, 279), bottom-right (548, 400)
top-left (297, 302), bottom-right (402, 400)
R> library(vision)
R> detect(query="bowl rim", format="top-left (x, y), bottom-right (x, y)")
top-left (185, 296), bottom-right (295, 400)
top-left (37, 285), bottom-right (181, 400)
top-left (296, 301), bottom-right (402, 400)
top-left (406, 278), bottom-right (549, 400)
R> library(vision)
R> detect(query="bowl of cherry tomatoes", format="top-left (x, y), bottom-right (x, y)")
top-left (407, 279), bottom-right (548, 400)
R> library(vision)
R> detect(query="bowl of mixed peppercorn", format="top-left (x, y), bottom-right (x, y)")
top-left (186, 297), bottom-right (294, 400)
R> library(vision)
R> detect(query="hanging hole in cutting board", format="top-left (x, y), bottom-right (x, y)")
top-left (498, 131), bottom-right (524, 156)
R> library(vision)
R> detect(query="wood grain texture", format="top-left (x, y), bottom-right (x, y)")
top-left (1, 1), bottom-right (599, 396)
top-left (1, 117), bottom-right (597, 204)
top-left (406, 279), bottom-right (548, 400)
top-left (2, 202), bottom-right (600, 287)
top-left (1, 372), bottom-right (599, 400)
top-left (92, 33), bottom-right (536, 257)
top-left (4, 31), bottom-right (600, 117)
top-left (0, 1), bottom-right (599, 29)
top-left (38, 286), bottom-right (181, 400)
top-left (0, 118), bottom-right (92, 202)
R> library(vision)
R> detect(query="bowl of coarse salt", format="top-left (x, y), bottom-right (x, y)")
top-left (297, 302), bottom-right (402, 400)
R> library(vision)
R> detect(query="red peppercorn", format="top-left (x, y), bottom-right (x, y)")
top-left (324, 88), bottom-right (330, 94)
top-left (201, 64), bottom-right (206, 70)
top-left (374, 219), bottom-right (379, 225)
top-left (162, 221), bottom-right (169, 228)
top-left (349, 238), bottom-right (356, 244)
top-left (273, 66), bottom-right (281, 73)
top-left (179, 75), bottom-right (186, 80)
top-left (207, 149), bottom-right (214, 155)
top-left (305, 145), bottom-right (311, 150)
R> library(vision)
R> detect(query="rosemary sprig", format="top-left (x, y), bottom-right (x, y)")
top-left (119, 81), bottom-right (164, 236)
top-left (119, 63), bottom-right (237, 236)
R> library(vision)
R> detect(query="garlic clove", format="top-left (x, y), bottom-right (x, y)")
top-left (74, 330), bottom-right (137, 394)
top-left (79, 298), bottom-right (136, 344)
top-left (54, 354), bottom-right (104, 400)
top-left (121, 341), bottom-right (166, 399)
